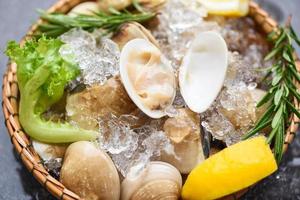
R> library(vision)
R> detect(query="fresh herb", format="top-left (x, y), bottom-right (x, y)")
top-left (5, 37), bottom-right (97, 143)
top-left (36, 3), bottom-right (156, 38)
top-left (243, 19), bottom-right (300, 163)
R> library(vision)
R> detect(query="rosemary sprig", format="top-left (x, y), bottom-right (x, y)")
top-left (243, 19), bottom-right (300, 163)
top-left (36, 3), bottom-right (156, 38)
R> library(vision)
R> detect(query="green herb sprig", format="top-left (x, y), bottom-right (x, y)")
top-left (243, 19), bottom-right (300, 163)
top-left (36, 3), bottom-right (156, 38)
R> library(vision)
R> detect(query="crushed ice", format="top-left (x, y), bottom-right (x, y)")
top-left (97, 114), bottom-right (176, 177)
top-left (201, 82), bottom-right (263, 146)
top-left (59, 28), bottom-right (120, 86)
top-left (152, 0), bottom-right (220, 69)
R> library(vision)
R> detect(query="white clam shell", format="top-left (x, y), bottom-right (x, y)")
top-left (179, 31), bottom-right (228, 113)
top-left (120, 38), bottom-right (176, 118)
top-left (32, 140), bottom-right (67, 161)
top-left (121, 161), bottom-right (182, 200)
top-left (68, 2), bottom-right (99, 16)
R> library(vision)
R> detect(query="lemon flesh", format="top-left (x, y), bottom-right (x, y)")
top-left (182, 136), bottom-right (277, 200)
top-left (199, 0), bottom-right (249, 17)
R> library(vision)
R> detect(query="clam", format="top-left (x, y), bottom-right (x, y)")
top-left (68, 2), bottom-right (99, 16)
top-left (112, 22), bottom-right (159, 49)
top-left (32, 140), bottom-right (67, 161)
top-left (60, 141), bottom-right (120, 200)
top-left (120, 38), bottom-right (176, 118)
top-left (179, 31), bottom-right (228, 113)
top-left (121, 161), bottom-right (182, 200)
top-left (98, 0), bottom-right (131, 12)
top-left (139, 0), bottom-right (167, 11)
top-left (160, 108), bottom-right (205, 174)
top-left (98, 0), bottom-right (166, 12)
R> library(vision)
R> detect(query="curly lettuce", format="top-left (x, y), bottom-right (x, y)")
top-left (6, 37), bottom-right (97, 143)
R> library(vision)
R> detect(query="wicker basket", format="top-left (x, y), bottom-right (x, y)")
top-left (2, 0), bottom-right (300, 199)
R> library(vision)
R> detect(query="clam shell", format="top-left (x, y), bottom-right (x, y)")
top-left (139, 0), bottom-right (167, 11)
top-left (121, 161), bottom-right (182, 200)
top-left (113, 22), bottom-right (159, 49)
top-left (119, 38), bottom-right (176, 118)
top-left (98, 0), bottom-right (131, 12)
top-left (68, 2), bottom-right (99, 16)
top-left (179, 31), bottom-right (228, 113)
top-left (32, 140), bottom-right (67, 161)
top-left (60, 141), bottom-right (120, 200)
top-left (98, 0), bottom-right (166, 12)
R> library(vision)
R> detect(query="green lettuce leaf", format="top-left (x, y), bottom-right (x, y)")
top-left (6, 37), bottom-right (97, 143)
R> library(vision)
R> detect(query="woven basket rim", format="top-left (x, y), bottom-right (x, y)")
top-left (2, 0), bottom-right (300, 199)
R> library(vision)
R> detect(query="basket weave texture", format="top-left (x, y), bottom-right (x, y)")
top-left (2, 0), bottom-right (300, 199)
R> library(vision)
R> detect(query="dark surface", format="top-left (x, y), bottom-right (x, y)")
top-left (0, 0), bottom-right (300, 200)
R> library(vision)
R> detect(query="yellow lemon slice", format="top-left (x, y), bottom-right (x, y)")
top-left (182, 136), bottom-right (277, 200)
top-left (199, 0), bottom-right (249, 17)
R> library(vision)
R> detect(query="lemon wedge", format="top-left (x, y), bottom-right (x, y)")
top-left (199, 0), bottom-right (249, 17)
top-left (182, 136), bottom-right (278, 200)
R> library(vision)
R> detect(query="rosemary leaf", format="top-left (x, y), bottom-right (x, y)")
top-left (274, 87), bottom-right (283, 106)
top-left (286, 100), bottom-right (300, 119)
top-left (272, 104), bottom-right (283, 128)
top-left (245, 20), bottom-right (300, 163)
top-left (242, 119), bottom-right (272, 140)
top-left (264, 46), bottom-right (283, 61)
top-left (288, 64), bottom-right (300, 82)
top-left (275, 31), bottom-right (286, 47)
top-left (267, 124), bottom-right (279, 144)
top-left (290, 26), bottom-right (300, 45)
top-left (289, 86), bottom-right (300, 101)
top-left (36, 4), bottom-right (156, 38)
top-left (256, 91), bottom-right (274, 107)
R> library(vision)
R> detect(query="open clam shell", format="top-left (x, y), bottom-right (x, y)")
top-left (179, 31), bottom-right (228, 113)
top-left (120, 38), bottom-right (176, 118)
